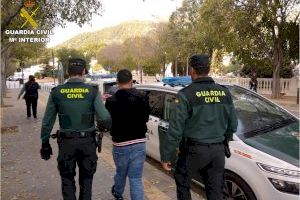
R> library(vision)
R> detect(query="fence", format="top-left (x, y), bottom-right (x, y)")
top-left (6, 81), bottom-right (55, 93)
top-left (214, 77), bottom-right (299, 96)
top-left (6, 76), bottom-right (299, 97)
top-left (138, 76), bottom-right (299, 97)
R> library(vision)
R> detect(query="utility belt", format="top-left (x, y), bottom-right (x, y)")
top-left (51, 129), bottom-right (104, 153)
top-left (181, 137), bottom-right (231, 158)
top-left (185, 138), bottom-right (223, 146)
top-left (51, 130), bottom-right (95, 139)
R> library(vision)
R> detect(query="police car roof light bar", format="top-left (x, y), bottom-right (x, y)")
top-left (162, 76), bottom-right (192, 87)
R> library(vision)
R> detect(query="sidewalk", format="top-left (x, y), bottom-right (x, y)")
top-left (1, 89), bottom-right (118, 200)
top-left (1, 89), bottom-right (205, 200)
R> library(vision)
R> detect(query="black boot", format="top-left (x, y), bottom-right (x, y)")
top-left (111, 185), bottom-right (124, 200)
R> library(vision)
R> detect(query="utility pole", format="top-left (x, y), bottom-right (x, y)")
top-left (163, 52), bottom-right (167, 78)
top-left (52, 49), bottom-right (55, 85)
top-left (174, 0), bottom-right (178, 77)
top-left (186, 56), bottom-right (189, 76)
top-left (175, 56), bottom-right (178, 77)
top-left (18, 61), bottom-right (25, 86)
top-left (21, 62), bottom-right (24, 85)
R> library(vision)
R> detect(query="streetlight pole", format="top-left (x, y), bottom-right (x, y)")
top-left (21, 62), bottom-right (24, 84)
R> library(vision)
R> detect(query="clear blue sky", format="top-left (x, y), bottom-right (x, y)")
top-left (47, 0), bottom-right (183, 48)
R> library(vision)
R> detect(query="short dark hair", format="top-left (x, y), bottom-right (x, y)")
top-left (189, 54), bottom-right (210, 75)
top-left (117, 69), bottom-right (132, 84)
top-left (28, 75), bottom-right (35, 82)
top-left (68, 58), bottom-right (86, 76)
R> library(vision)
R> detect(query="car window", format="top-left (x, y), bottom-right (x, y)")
top-left (163, 93), bottom-right (177, 121)
top-left (147, 90), bottom-right (164, 118)
top-left (104, 82), bottom-right (117, 94)
top-left (229, 86), bottom-right (292, 136)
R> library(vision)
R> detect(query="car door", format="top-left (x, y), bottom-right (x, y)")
top-left (145, 90), bottom-right (165, 161)
top-left (158, 93), bottom-right (178, 164)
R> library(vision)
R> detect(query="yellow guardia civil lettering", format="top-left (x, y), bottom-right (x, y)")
top-left (60, 88), bottom-right (89, 99)
top-left (67, 94), bottom-right (85, 99)
top-left (196, 90), bottom-right (226, 97)
top-left (195, 90), bottom-right (226, 103)
top-left (205, 97), bottom-right (221, 103)
top-left (60, 88), bottom-right (89, 93)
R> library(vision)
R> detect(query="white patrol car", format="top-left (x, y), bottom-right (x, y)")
top-left (132, 80), bottom-right (299, 200)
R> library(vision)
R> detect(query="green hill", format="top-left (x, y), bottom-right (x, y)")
top-left (56, 21), bottom-right (156, 49)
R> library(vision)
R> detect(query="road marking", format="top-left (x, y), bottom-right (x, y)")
top-left (99, 142), bottom-right (172, 200)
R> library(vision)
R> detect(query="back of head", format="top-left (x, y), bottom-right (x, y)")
top-left (68, 58), bottom-right (87, 77)
top-left (117, 69), bottom-right (132, 84)
top-left (189, 54), bottom-right (210, 76)
top-left (29, 75), bottom-right (35, 82)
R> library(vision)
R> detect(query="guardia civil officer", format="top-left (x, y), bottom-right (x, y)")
top-left (40, 58), bottom-right (111, 200)
top-left (161, 54), bottom-right (238, 200)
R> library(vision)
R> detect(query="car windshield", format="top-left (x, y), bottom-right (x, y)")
top-left (244, 121), bottom-right (299, 167)
top-left (228, 86), bottom-right (294, 139)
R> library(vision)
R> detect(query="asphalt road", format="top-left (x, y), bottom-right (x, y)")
top-left (1, 89), bottom-right (206, 200)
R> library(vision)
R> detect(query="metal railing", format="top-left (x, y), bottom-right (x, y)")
top-left (7, 76), bottom-right (299, 97)
top-left (6, 81), bottom-right (55, 92)
top-left (214, 77), bottom-right (298, 96)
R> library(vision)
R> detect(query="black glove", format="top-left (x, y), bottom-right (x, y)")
top-left (40, 141), bottom-right (52, 160)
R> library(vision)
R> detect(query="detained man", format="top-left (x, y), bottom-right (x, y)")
top-left (105, 69), bottom-right (150, 200)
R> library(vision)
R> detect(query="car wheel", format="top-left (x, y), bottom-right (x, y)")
top-left (224, 171), bottom-right (257, 200)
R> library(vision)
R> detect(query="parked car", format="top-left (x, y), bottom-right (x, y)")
top-left (96, 79), bottom-right (139, 95)
top-left (133, 80), bottom-right (299, 200)
top-left (6, 76), bottom-right (21, 81)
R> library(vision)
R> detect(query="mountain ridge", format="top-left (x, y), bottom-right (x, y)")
top-left (56, 21), bottom-right (157, 49)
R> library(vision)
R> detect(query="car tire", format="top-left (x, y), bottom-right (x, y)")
top-left (224, 170), bottom-right (257, 200)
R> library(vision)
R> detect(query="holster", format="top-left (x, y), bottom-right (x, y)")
top-left (50, 130), bottom-right (59, 139)
top-left (51, 130), bottom-right (61, 142)
top-left (95, 129), bottom-right (104, 153)
top-left (179, 138), bottom-right (188, 155)
top-left (223, 137), bottom-right (231, 158)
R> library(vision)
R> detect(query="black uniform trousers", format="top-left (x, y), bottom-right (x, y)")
top-left (25, 97), bottom-right (38, 118)
top-left (174, 141), bottom-right (225, 200)
top-left (57, 137), bottom-right (98, 200)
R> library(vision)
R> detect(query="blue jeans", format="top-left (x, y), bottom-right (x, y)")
top-left (112, 142), bottom-right (146, 200)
